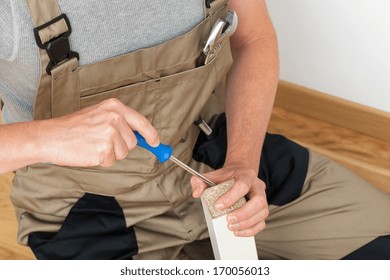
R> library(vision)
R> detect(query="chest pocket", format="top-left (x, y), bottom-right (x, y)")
top-left (28, 0), bottom-right (232, 175)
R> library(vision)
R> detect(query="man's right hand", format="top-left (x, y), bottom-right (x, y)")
top-left (42, 98), bottom-right (160, 167)
top-left (0, 98), bottom-right (159, 173)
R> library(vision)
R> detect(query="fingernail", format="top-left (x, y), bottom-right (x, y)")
top-left (229, 223), bottom-right (240, 230)
top-left (235, 230), bottom-right (245, 236)
top-left (215, 203), bottom-right (225, 211)
top-left (152, 140), bottom-right (160, 147)
top-left (193, 186), bottom-right (201, 197)
top-left (227, 215), bottom-right (237, 223)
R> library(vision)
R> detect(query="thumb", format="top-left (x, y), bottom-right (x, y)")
top-left (190, 169), bottom-right (233, 198)
top-left (190, 175), bottom-right (209, 198)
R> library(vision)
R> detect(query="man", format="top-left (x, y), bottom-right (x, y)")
top-left (0, 0), bottom-right (389, 259)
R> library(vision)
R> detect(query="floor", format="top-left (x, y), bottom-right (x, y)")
top-left (268, 107), bottom-right (390, 193)
top-left (0, 106), bottom-right (389, 259)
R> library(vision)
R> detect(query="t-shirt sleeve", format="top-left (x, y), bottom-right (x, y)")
top-left (0, 1), bottom-right (16, 60)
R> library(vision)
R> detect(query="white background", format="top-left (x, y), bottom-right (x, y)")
top-left (267, 0), bottom-right (390, 113)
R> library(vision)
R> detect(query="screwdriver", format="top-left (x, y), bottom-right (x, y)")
top-left (134, 132), bottom-right (216, 187)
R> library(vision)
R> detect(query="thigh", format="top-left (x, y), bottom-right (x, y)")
top-left (256, 150), bottom-right (390, 260)
top-left (342, 235), bottom-right (390, 260)
top-left (28, 193), bottom-right (138, 260)
top-left (181, 238), bottom-right (214, 260)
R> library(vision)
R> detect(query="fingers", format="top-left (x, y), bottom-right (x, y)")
top-left (227, 196), bottom-right (269, 236)
top-left (111, 100), bottom-right (159, 147)
top-left (113, 133), bottom-right (132, 160)
top-left (96, 140), bottom-right (116, 167)
top-left (47, 98), bottom-right (159, 168)
top-left (101, 98), bottom-right (160, 146)
top-left (190, 165), bottom-right (269, 236)
top-left (225, 178), bottom-right (268, 236)
top-left (97, 98), bottom-right (159, 165)
top-left (231, 221), bottom-right (267, 237)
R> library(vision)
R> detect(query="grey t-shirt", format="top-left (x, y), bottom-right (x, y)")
top-left (0, 0), bottom-right (205, 124)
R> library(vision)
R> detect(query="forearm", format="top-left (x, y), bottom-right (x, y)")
top-left (0, 121), bottom-right (45, 174)
top-left (191, 36), bottom-right (277, 236)
top-left (225, 30), bottom-right (279, 172)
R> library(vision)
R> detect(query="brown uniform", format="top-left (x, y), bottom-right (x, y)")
top-left (10, 0), bottom-right (390, 259)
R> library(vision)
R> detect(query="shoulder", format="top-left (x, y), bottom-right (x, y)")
top-left (0, 1), bottom-right (16, 60)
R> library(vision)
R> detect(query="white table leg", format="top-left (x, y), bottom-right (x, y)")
top-left (201, 179), bottom-right (258, 260)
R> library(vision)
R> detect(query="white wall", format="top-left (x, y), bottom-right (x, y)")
top-left (266, 0), bottom-right (390, 113)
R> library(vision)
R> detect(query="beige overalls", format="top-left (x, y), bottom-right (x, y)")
top-left (10, 0), bottom-right (390, 260)
top-left (12, 0), bottom-right (232, 259)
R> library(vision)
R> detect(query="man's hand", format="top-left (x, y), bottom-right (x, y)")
top-left (40, 98), bottom-right (159, 168)
top-left (191, 162), bottom-right (269, 237)
top-left (0, 98), bottom-right (159, 174)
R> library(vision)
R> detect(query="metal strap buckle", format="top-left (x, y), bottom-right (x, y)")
top-left (206, 0), bottom-right (213, 8)
top-left (33, 14), bottom-right (79, 75)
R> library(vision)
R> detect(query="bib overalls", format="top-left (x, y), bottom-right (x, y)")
top-left (10, 0), bottom-right (390, 259)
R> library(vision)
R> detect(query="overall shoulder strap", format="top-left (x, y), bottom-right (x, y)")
top-left (26, 0), bottom-right (79, 75)
top-left (205, 0), bottom-right (230, 17)
top-left (26, 0), bottom-right (80, 120)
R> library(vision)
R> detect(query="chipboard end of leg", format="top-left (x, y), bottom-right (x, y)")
top-left (201, 179), bottom-right (258, 260)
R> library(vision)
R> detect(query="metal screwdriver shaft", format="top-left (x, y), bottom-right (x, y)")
top-left (169, 156), bottom-right (216, 187)
top-left (134, 131), bottom-right (216, 187)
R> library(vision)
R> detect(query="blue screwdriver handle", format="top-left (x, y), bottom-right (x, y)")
top-left (134, 131), bottom-right (172, 163)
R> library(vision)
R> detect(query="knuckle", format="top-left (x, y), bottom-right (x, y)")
top-left (137, 117), bottom-right (150, 129)
top-left (101, 161), bottom-right (114, 167)
top-left (263, 207), bottom-right (269, 219)
top-left (246, 222), bottom-right (266, 236)
top-left (97, 141), bottom-right (113, 156)
top-left (90, 157), bottom-right (101, 167)
top-left (106, 111), bottom-right (122, 124)
top-left (247, 168), bottom-right (257, 178)
top-left (258, 179), bottom-right (267, 191)
top-left (104, 98), bottom-right (122, 108)
top-left (117, 151), bottom-right (128, 160)
top-left (254, 195), bottom-right (267, 209)
top-left (190, 176), bottom-right (207, 192)
top-left (127, 139), bottom-right (137, 150)
top-left (117, 155), bottom-right (126, 161)
top-left (103, 126), bottom-right (118, 138)
top-left (99, 156), bottom-right (114, 167)
top-left (234, 181), bottom-right (249, 196)
top-left (190, 176), bottom-right (199, 188)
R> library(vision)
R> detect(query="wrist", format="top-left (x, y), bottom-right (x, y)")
top-left (225, 139), bottom-right (262, 173)
top-left (28, 119), bottom-right (58, 164)
top-left (224, 154), bottom-right (260, 174)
